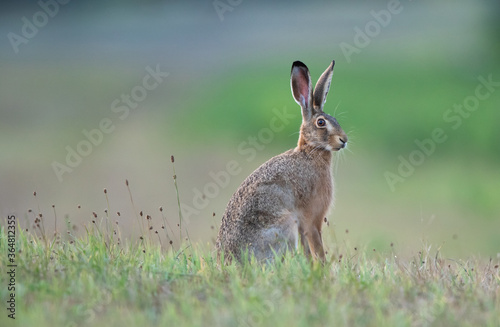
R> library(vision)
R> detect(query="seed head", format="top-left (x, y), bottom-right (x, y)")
top-left (170, 155), bottom-right (175, 163)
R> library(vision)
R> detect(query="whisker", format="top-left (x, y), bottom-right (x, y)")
top-left (333, 154), bottom-right (339, 175)
top-left (335, 111), bottom-right (347, 119)
top-left (332, 101), bottom-right (343, 117)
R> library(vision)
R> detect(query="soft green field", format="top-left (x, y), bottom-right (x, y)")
top-left (1, 222), bottom-right (499, 327)
top-left (1, 3), bottom-right (500, 325)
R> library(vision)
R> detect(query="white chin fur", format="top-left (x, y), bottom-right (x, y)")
top-left (324, 144), bottom-right (333, 151)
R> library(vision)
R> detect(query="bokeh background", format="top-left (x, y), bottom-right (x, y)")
top-left (1, 0), bottom-right (499, 257)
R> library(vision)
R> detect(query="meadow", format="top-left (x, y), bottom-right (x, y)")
top-left (1, 1), bottom-right (499, 254)
top-left (0, 214), bottom-right (499, 327)
top-left (1, 2), bottom-right (500, 326)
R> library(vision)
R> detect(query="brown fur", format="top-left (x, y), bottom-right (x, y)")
top-left (216, 61), bottom-right (347, 263)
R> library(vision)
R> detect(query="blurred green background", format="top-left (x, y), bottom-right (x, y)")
top-left (1, 0), bottom-right (499, 257)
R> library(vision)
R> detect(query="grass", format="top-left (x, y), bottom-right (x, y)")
top-left (1, 216), bottom-right (499, 327)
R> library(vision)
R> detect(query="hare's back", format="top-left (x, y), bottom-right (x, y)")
top-left (223, 150), bottom-right (307, 223)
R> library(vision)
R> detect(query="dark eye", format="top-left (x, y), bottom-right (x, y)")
top-left (316, 118), bottom-right (326, 127)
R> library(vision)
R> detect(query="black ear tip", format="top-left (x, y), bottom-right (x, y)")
top-left (292, 61), bottom-right (307, 69)
top-left (331, 60), bottom-right (335, 68)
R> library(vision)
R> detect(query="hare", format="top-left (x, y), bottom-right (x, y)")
top-left (216, 60), bottom-right (347, 263)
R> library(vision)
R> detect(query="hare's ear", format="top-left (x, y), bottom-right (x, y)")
top-left (313, 60), bottom-right (335, 110)
top-left (291, 61), bottom-right (313, 120)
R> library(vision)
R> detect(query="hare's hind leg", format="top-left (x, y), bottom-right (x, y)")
top-left (252, 212), bottom-right (300, 261)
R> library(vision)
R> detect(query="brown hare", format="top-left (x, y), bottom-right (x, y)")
top-left (216, 60), bottom-right (348, 263)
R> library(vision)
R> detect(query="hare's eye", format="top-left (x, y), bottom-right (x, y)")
top-left (316, 118), bottom-right (326, 127)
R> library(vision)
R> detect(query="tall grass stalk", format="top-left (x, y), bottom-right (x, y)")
top-left (171, 155), bottom-right (184, 244)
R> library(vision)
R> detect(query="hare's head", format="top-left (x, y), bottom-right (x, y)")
top-left (291, 61), bottom-right (347, 152)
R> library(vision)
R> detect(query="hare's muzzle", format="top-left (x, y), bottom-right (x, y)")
top-left (333, 133), bottom-right (348, 151)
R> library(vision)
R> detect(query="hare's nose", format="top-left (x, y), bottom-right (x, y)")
top-left (339, 137), bottom-right (348, 148)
